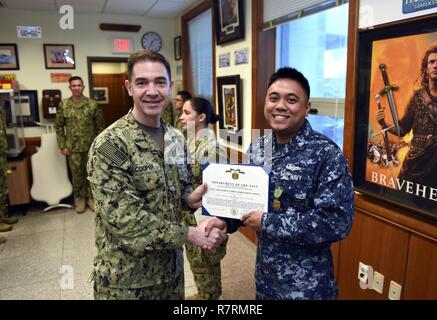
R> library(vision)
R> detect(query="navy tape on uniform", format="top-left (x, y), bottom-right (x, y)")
top-left (97, 141), bottom-right (128, 167)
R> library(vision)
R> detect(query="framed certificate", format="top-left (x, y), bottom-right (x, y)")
top-left (202, 163), bottom-right (269, 219)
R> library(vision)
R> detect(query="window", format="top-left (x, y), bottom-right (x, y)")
top-left (276, 4), bottom-right (348, 149)
top-left (188, 8), bottom-right (213, 100)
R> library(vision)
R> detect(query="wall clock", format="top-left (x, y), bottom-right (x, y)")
top-left (141, 31), bottom-right (162, 52)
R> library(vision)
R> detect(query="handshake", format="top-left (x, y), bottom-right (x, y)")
top-left (186, 217), bottom-right (227, 251)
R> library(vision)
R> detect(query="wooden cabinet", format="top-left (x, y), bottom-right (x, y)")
top-left (6, 157), bottom-right (30, 205)
top-left (403, 235), bottom-right (437, 299)
top-left (336, 210), bottom-right (437, 300)
top-left (337, 211), bottom-right (410, 300)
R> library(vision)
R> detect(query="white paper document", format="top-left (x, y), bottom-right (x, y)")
top-left (202, 163), bottom-right (269, 219)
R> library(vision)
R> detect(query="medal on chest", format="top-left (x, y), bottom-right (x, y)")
top-left (273, 187), bottom-right (283, 209)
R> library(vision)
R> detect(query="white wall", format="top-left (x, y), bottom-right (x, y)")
top-left (92, 62), bottom-right (127, 74)
top-left (0, 8), bottom-right (178, 136)
top-left (215, 0), bottom-right (252, 154)
top-left (359, 0), bottom-right (437, 29)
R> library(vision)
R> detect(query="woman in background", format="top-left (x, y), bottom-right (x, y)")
top-left (180, 97), bottom-right (228, 300)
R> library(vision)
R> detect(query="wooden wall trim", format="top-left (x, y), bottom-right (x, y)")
top-left (355, 195), bottom-right (437, 242)
top-left (251, 0), bottom-right (275, 132)
top-left (343, 0), bottom-right (358, 170)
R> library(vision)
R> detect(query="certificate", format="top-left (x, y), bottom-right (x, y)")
top-left (202, 163), bottom-right (269, 219)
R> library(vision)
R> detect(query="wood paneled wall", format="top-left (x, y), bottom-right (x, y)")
top-left (92, 73), bottom-right (131, 127)
top-left (403, 235), bottom-right (437, 299)
top-left (337, 209), bottom-right (410, 299)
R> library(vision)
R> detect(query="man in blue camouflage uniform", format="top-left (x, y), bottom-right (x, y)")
top-left (207, 67), bottom-right (354, 299)
top-left (87, 50), bottom-right (226, 300)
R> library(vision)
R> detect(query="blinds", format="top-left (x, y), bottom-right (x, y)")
top-left (263, 0), bottom-right (347, 29)
top-left (188, 8), bottom-right (213, 98)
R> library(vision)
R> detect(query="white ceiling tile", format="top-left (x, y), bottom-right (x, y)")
top-left (1, 0), bottom-right (202, 17)
top-left (55, 0), bottom-right (106, 13)
top-left (1, 0), bottom-right (56, 11)
top-left (147, 0), bottom-right (196, 18)
top-left (104, 0), bottom-right (156, 16)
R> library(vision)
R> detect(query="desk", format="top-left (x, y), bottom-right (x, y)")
top-left (6, 156), bottom-right (30, 205)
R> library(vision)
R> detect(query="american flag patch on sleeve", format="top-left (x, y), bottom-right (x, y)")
top-left (97, 141), bottom-right (128, 167)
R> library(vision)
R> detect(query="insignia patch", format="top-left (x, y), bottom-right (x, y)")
top-left (97, 141), bottom-right (127, 167)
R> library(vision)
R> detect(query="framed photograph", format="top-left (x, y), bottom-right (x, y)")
top-left (92, 87), bottom-right (109, 104)
top-left (0, 44), bottom-right (19, 70)
top-left (176, 65), bottom-right (183, 80)
top-left (234, 47), bottom-right (248, 65)
top-left (353, 17), bottom-right (437, 222)
top-left (217, 75), bottom-right (242, 145)
top-left (174, 36), bottom-right (182, 61)
top-left (214, 0), bottom-right (245, 45)
top-left (219, 52), bottom-right (230, 68)
top-left (43, 44), bottom-right (75, 69)
top-left (3, 90), bottom-right (39, 127)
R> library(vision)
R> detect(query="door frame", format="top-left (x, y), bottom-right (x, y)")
top-left (86, 56), bottom-right (128, 98)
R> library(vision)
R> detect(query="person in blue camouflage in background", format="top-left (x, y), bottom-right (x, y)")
top-left (206, 67), bottom-right (354, 300)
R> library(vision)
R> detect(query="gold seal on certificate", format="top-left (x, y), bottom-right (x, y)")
top-left (202, 163), bottom-right (269, 219)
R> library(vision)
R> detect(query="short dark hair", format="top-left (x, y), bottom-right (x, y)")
top-left (68, 76), bottom-right (83, 85)
top-left (127, 49), bottom-right (171, 81)
top-left (268, 67), bottom-right (310, 99)
top-left (177, 90), bottom-right (192, 101)
top-left (188, 97), bottom-right (219, 126)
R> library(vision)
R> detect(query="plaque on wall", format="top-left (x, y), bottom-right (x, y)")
top-left (42, 89), bottom-right (61, 119)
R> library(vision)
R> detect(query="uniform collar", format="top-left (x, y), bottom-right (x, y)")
top-left (271, 119), bottom-right (312, 156)
top-left (68, 96), bottom-right (87, 107)
top-left (125, 110), bottom-right (182, 150)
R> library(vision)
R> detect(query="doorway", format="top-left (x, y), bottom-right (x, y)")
top-left (87, 57), bottom-right (132, 127)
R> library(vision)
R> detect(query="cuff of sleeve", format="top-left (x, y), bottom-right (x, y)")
top-left (261, 212), bottom-right (277, 233)
top-left (174, 223), bottom-right (189, 247)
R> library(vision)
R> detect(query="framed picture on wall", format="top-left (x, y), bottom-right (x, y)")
top-left (3, 90), bottom-right (39, 126)
top-left (43, 44), bottom-right (75, 69)
top-left (0, 44), bottom-right (20, 70)
top-left (174, 36), bottom-right (182, 61)
top-left (92, 87), bottom-right (109, 104)
top-left (217, 75), bottom-right (242, 145)
top-left (214, 0), bottom-right (245, 45)
top-left (353, 17), bottom-right (437, 223)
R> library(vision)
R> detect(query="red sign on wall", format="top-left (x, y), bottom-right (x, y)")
top-left (112, 38), bottom-right (133, 54)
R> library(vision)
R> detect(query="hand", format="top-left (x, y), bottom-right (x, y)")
top-left (204, 217), bottom-right (227, 237)
top-left (241, 210), bottom-right (264, 231)
top-left (62, 148), bottom-right (70, 156)
top-left (187, 222), bottom-right (225, 251)
top-left (199, 219), bottom-right (226, 250)
top-left (376, 108), bottom-right (386, 127)
top-left (185, 183), bottom-right (207, 209)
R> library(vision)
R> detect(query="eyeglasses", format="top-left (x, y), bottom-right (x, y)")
top-left (173, 98), bottom-right (183, 102)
